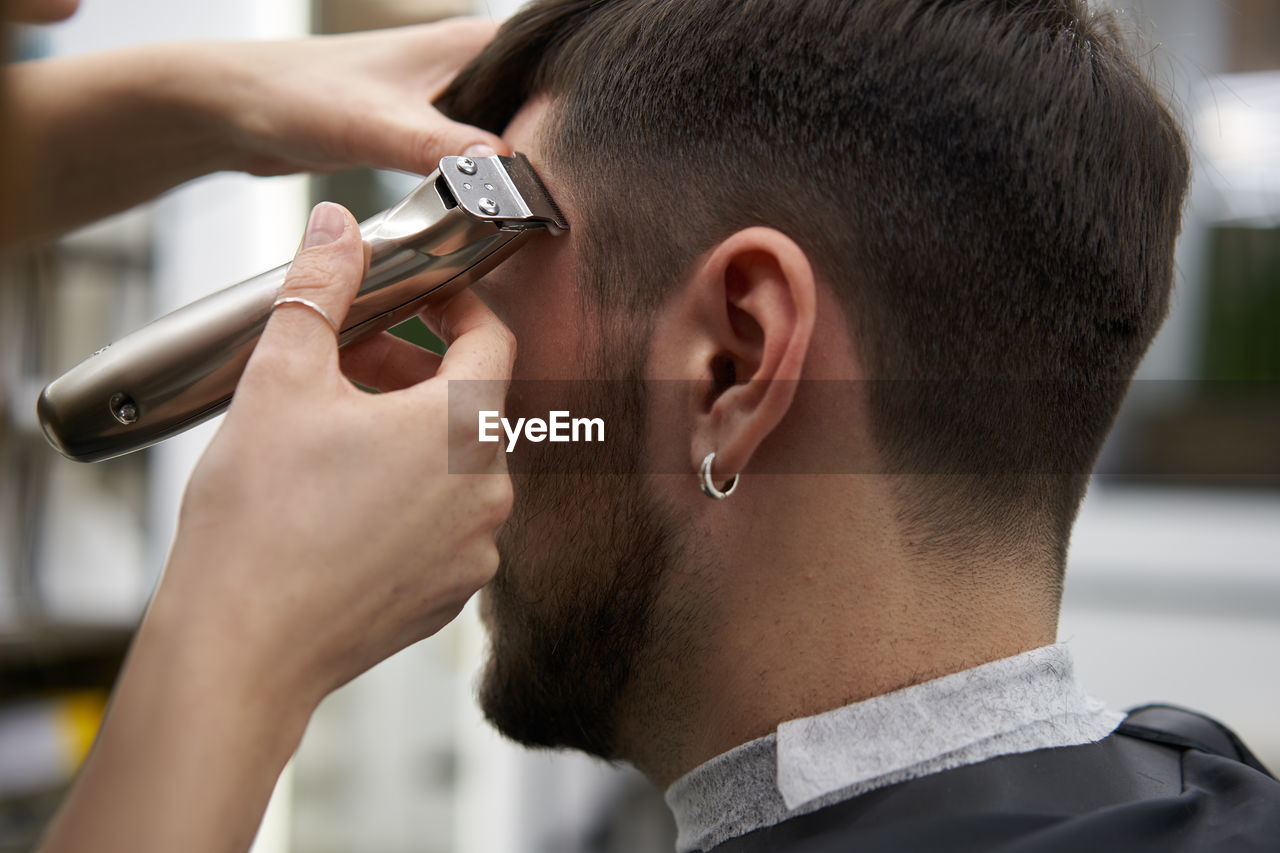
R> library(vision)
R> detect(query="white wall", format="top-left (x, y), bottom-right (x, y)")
top-left (472, 0), bottom-right (528, 18)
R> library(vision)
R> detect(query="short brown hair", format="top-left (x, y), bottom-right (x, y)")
top-left (439, 0), bottom-right (1190, 575)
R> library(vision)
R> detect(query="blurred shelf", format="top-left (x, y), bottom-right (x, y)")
top-left (0, 625), bottom-right (131, 697)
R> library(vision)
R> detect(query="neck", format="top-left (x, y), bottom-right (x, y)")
top-left (618, 474), bottom-right (1058, 788)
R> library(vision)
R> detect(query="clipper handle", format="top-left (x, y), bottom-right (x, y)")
top-left (36, 261), bottom-right (288, 463)
top-left (38, 183), bottom-right (526, 462)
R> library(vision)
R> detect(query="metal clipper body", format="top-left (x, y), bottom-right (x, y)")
top-left (37, 153), bottom-right (567, 463)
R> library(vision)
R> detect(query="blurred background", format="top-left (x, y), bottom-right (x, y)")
top-left (1, 0), bottom-right (1277, 851)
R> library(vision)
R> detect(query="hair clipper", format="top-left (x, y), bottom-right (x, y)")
top-left (37, 153), bottom-right (568, 463)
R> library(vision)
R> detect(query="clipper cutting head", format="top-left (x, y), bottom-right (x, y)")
top-left (439, 153), bottom-right (569, 235)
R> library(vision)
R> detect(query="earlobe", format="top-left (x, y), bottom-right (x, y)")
top-left (687, 228), bottom-right (818, 484)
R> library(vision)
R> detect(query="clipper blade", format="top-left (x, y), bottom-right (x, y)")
top-left (503, 153), bottom-right (570, 234)
top-left (440, 153), bottom-right (569, 235)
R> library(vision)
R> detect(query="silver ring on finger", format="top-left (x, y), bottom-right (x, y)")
top-left (272, 296), bottom-right (340, 335)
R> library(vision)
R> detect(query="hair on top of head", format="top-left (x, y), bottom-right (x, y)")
top-left (438, 0), bottom-right (1191, 582)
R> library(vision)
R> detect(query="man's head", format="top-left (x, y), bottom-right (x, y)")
top-left (439, 0), bottom-right (1190, 775)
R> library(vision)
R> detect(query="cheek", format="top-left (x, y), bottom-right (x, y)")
top-left (471, 241), bottom-right (585, 381)
top-left (504, 293), bottom-right (592, 381)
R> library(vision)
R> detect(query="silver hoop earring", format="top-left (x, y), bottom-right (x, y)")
top-left (699, 452), bottom-right (739, 500)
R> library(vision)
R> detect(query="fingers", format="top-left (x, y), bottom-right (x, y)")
top-left (410, 291), bottom-right (517, 428)
top-left (344, 98), bottom-right (510, 176)
top-left (380, 112), bottom-right (510, 177)
top-left (7, 0), bottom-right (81, 24)
top-left (423, 290), bottom-right (517, 385)
top-left (248, 202), bottom-right (366, 382)
top-left (362, 18), bottom-right (511, 174)
top-left (339, 332), bottom-right (444, 392)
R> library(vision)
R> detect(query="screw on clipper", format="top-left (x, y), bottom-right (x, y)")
top-left (110, 392), bottom-right (138, 425)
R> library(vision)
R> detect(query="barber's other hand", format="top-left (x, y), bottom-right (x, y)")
top-left (198, 18), bottom-right (507, 176)
top-left (156, 201), bottom-right (514, 709)
top-left (1, 18), bottom-right (505, 247)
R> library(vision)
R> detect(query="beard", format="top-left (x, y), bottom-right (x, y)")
top-left (477, 340), bottom-right (690, 761)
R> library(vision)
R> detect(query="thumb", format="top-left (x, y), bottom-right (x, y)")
top-left (249, 202), bottom-right (366, 382)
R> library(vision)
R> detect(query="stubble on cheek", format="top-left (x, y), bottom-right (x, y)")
top-left (474, 314), bottom-right (682, 759)
top-left (475, 445), bottom-right (665, 757)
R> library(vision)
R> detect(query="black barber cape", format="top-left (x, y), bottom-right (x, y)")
top-left (712, 706), bottom-right (1280, 853)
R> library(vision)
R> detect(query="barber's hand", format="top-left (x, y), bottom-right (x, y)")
top-left (198, 18), bottom-right (507, 176)
top-left (2, 18), bottom-right (506, 246)
top-left (156, 201), bottom-right (514, 706)
top-left (38, 206), bottom-right (513, 853)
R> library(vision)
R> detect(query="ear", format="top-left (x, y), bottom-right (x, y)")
top-left (674, 227), bottom-right (817, 485)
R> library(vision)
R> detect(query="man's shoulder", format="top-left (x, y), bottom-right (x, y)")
top-left (712, 705), bottom-right (1280, 853)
